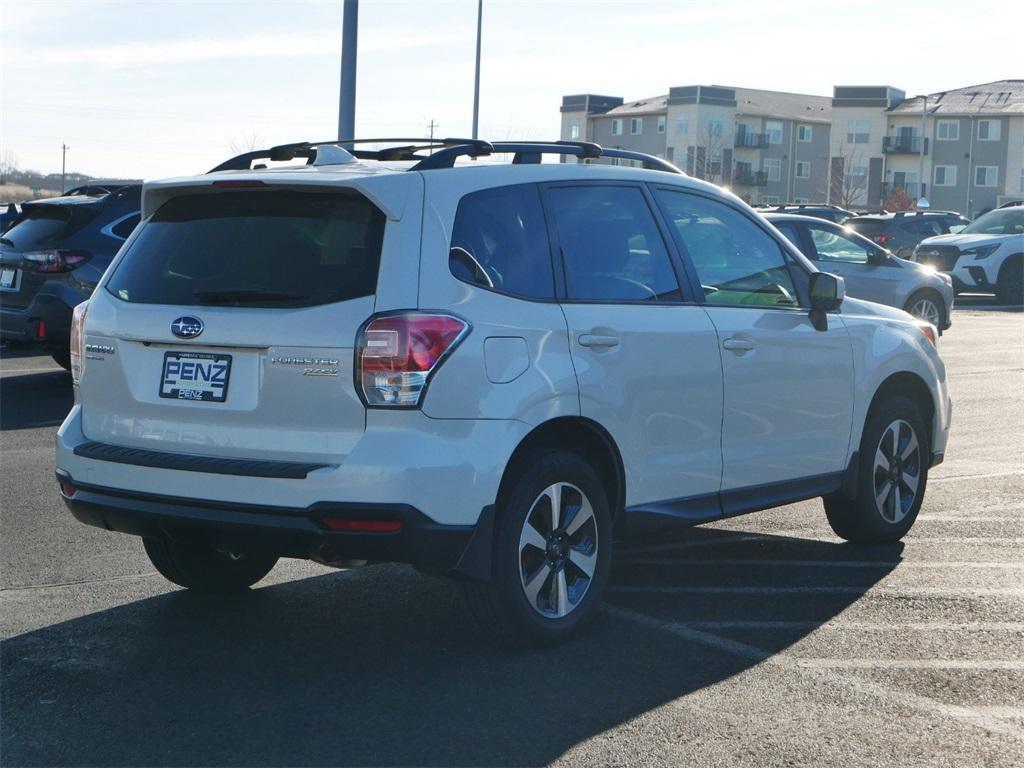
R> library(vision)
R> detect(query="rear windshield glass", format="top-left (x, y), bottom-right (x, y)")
top-left (106, 190), bottom-right (385, 308)
top-left (1, 207), bottom-right (72, 250)
top-left (845, 218), bottom-right (887, 236)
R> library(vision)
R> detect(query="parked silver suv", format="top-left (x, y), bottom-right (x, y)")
top-left (56, 139), bottom-right (952, 645)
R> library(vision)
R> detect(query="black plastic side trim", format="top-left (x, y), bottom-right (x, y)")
top-left (73, 441), bottom-right (330, 479)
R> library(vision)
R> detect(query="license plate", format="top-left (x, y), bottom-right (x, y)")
top-left (0, 268), bottom-right (18, 291)
top-left (160, 351), bottom-right (232, 402)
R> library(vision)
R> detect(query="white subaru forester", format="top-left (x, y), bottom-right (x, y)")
top-left (56, 139), bottom-right (952, 645)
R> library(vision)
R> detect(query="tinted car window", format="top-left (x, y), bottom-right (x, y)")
top-left (807, 224), bottom-right (871, 263)
top-left (902, 218), bottom-right (943, 236)
top-left (772, 221), bottom-right (804, 249)
top-left (656, 189), bottom-right (799, 308)
top-left (449, 184), bottom-right (554, 300)
top-left (1, 208), bottom-right (71, 250)
top-left (106, 191), bottom-right (385, 308)
top-left (546, 185), bottom-right (681, 302)
top-left (110, 213), bottom-right (141, 240)
top-left (846, 218), bottom-right (887, 236)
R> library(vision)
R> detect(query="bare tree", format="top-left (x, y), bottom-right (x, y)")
top-left (0, 150), bottom-right (18, 185)
top-left (830, 139), bottom-right (870, 209)
top-left (695, 121), bottom-right (725, 182)
top-left (229, 130), bottom-right (264, 155)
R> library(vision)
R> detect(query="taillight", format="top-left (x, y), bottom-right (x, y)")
top-left (23, 249), bottom-right (91, 273)
top-left (873, 235), bottom-right (891, 245)
top-left (70, 301), bottom-right (89, 383)
top-left (356, 312), bottom-right (469, 407)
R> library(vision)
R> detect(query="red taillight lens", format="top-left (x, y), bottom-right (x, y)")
top-left (873, 235), bottom-right (891, 245)
top-left (70, 300), bottom-right (89, 383)
top-left (356, 312), bottom-right (468, 407)
top-left (23, 250), bottom-right (91, 273)
top-left (321, 517), bottom-right (402, 533)
top-left (59, 481), bottom-right (78, 498)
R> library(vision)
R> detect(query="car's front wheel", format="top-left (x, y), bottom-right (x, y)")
top-left (824, 395), bottom-right (930, 544)
top-left (904, 290), bottom-right (945, 329)
top-left (143, 538), bottom-right (278, 592)
top-left (995, 257), bottom-right (1023, 305)
top-left (462, 451), bottom-right (612, 646)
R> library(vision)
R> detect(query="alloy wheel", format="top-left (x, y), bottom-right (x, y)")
top-left (909, 297), bottom-right (941, 327)
top-left (872, 419), bottom-right (922, 524)
top-left (518, 482), bottom-right (598, 618)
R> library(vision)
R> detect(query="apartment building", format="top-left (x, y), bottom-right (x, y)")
top-left (830, 80), bottom-right (1024, 216)
top-left (560, 85), bottom-right (832, 205)
top-left (561, 79), bottom-right (1023, 216)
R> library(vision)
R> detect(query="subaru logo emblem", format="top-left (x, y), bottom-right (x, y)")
top-left (171, 316), bottom-right (204, 339)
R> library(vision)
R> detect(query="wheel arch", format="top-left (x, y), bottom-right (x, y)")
top-left (866, 371), bottom-right (936, 450)
top-left (996, 252), bottom-right (1023, 282)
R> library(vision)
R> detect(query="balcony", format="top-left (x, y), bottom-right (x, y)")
top-left (882, 182), bottom-right (926, 199)
top-left (735, 132), bottom-right (769, 149)
top-left (734, 169), bottom-right (768, 186)
top-left (882, 135), bottom-right (928, 154)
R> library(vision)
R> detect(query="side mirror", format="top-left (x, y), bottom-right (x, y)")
top-left (868, 248), bottom-right (888, 266)
top-left (809, 272), bottom-right (845, 331)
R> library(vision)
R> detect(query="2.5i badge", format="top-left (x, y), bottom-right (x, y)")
top-left (160, 351), bottom-right (232, 402)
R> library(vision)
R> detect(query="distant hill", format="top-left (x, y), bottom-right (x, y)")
top-left (0, 170), bottom-right (142, 202)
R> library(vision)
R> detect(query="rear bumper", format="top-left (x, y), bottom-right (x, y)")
top-left (57, 470), bottom-right (494, 579)
top-left (0, 285), bottom-right (80, 347)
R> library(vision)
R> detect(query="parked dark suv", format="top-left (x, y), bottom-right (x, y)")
top-left (755, 204), bottom-right (855, 224)
top-left (0, 185), bottom-right (141, 368)
top-left (845, 211), bottom-right (970, 260)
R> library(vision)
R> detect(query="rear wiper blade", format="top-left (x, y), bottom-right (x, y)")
top-left (0, 238), bottom-right (14, 247)
top-left (194, 289), bottom-right (309, 304)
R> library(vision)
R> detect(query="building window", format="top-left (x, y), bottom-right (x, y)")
top-left (977, 120), bottom-right (1001, 141)
top-left (657, 115), bottom-right (666, 134)
top-left (934, 165), bottom-right (957, 186)
top-left (847, 119), bottom-right (870, 144)
top-left (675, 117), bottom-right (689, 136)
top-left (975, 166), bottom-right (998, 187)
top-left (611, 119), bottom-right (623, 136)
top-left (846, 165), bottom-right (868, 187)
top-left (797, 124), bottom-right (812, 142)
top-left (936, 120), bottom-right (959, 141)
top-left (766, 121), bottom-right (783, 145)
top-left (707, 118), bottom-right (723, 138)
top-left (761, 195), bottom-right (780, 204)
top-left (630, 117), bottom-right (643, 135)
top-left (793, 197), bottom-right (809, 204)
top-left (569, 123), bottom-right (580, 140)
top-left (764, 158), bottom-right (782, 182)
top-left (795, 161), bottom-right (810, 179)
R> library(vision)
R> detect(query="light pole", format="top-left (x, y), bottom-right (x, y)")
top-left (471, 0), bottom-right (482, 140)
top-left (338, 0), bottom-right (358, 146)
top-left (917, 94), bottom-right (929, 208)
top-left (61, 143), bottom-right (69, 194)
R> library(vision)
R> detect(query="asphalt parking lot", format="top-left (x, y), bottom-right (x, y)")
top-left (1, 297), bottom-right (1022, 768)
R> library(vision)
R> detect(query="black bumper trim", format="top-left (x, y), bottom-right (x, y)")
top-left (56, 471), bottom-right (494, 579)
top-left (73, 440), bottom-right (329, 479)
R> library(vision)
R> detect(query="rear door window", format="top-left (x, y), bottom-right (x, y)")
top-left (105, 190), bottom-right (385, 308)
top-left (545, 185), bottom-right (682, 302)
top-left (845, 218), bottom-right (888, 237)
top-left (449, 183), bottom-right (555, 300)
top-left (807, 224), bottom-right (871, 263)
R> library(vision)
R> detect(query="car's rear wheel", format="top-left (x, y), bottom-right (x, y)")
top-left (461, 450), bottom-right (611, 646)
top-left (824, 395), bottom-right (929, 544)
top-left (904, 290), bottom-right (944, 328)
top-left (995, 257), bottom-right (1023, 305)
top-left (143, 538), bottom-right (278, 592)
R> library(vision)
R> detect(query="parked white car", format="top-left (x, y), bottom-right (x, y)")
top-left (913, 203), bottom-right (1024, 304)
top-left (55, 139), bottom-right (952, 644)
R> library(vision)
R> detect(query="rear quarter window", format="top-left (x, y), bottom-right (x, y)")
top-left (105, 190), bottom-right (385, 308)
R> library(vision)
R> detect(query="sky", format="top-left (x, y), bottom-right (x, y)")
top-left (1, 0), bottom-right (1020, 181)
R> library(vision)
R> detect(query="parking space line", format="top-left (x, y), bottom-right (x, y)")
top-left (607, 586), bottom-right (1024, 596)
top-left (930, 470), bottom-right (1024, 483)
top-left (684, 621), bottom-right (1024, 631)
top-left (605, 605), bottom-right (1024, 740)
top-left (614, 558), bottom-right (1024, 569)
top-left (795, 659), bottom-right (1024, 671)
top-left (918, 516), bottom-right (1023, 522)
top-left (620, 535), bottom-right (1024, 555)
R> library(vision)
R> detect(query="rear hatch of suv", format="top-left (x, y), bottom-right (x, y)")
top-left (79, 183), bottom-right (396, 465)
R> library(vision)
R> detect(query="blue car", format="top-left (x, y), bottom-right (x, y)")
top-left (0, 185), bottom-right (141, 368)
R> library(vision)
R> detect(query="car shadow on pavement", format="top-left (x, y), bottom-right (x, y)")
top-left (0, 528), bottom-right (900, 767)
top-left (0, 370), bottom-right (72, 431)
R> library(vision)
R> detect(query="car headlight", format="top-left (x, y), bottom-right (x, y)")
top-left (936, 272), bottom-right (953, 287)
top-left (962, 244), bottom-right (1000, 260)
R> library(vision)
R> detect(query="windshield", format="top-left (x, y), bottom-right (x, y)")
top-left (105, 190), bottom-right (386, 308)
top-left (961, 209), bottom-right (1024, 235)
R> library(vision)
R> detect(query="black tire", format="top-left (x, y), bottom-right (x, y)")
top-left (143, 538), bottom-right (278, 592)
top-left (461, 450), bottom-right (612, 646)
top-left (995, 257), bottom-right (1023, 305)
top-left (50, 347), bottom-right (71, 371)
top-left (903, 289), bottom-right (946, 329)
top-left (824, 395), bottom-right (929, 544)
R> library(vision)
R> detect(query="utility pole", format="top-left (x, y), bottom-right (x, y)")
top-left (337, 0), bottom-right (358, 146)
top-left (61, 143), bottom-right (69, 194)
top-left (428, 119), bottom-right (439, 153)
top-left (471, 0), bottom-right (482, 140)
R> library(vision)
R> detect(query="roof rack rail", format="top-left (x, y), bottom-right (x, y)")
top-left (208, 138), bottom-right (488, 173)
top-left (411, 140), bottom-right (682, 173)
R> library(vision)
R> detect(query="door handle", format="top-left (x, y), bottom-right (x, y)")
top-left (722, 337), bottom-right (755, 353)
top-left (579, 333), bottom-right (620, 348)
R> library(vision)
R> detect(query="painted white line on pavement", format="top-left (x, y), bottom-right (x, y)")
top-left (918, 516), bottom-right (1023, 522)
top-left (684, 621), bottom-right (1024, 632)
top-left (607, 585), bottom-right (1024, 597)
top-left (795, 659), bottom-right (1024, 671)
top-left (0, 572), bottom-right (162, 591)
top-left (620, 534), bottom-right (1024, 555)
top-left (615, 558), bottom-right (1024, 569)
top-left (605, 604), bottom-right (1024, 740)
top-left (930, 470), bottom-right (1024, 483)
